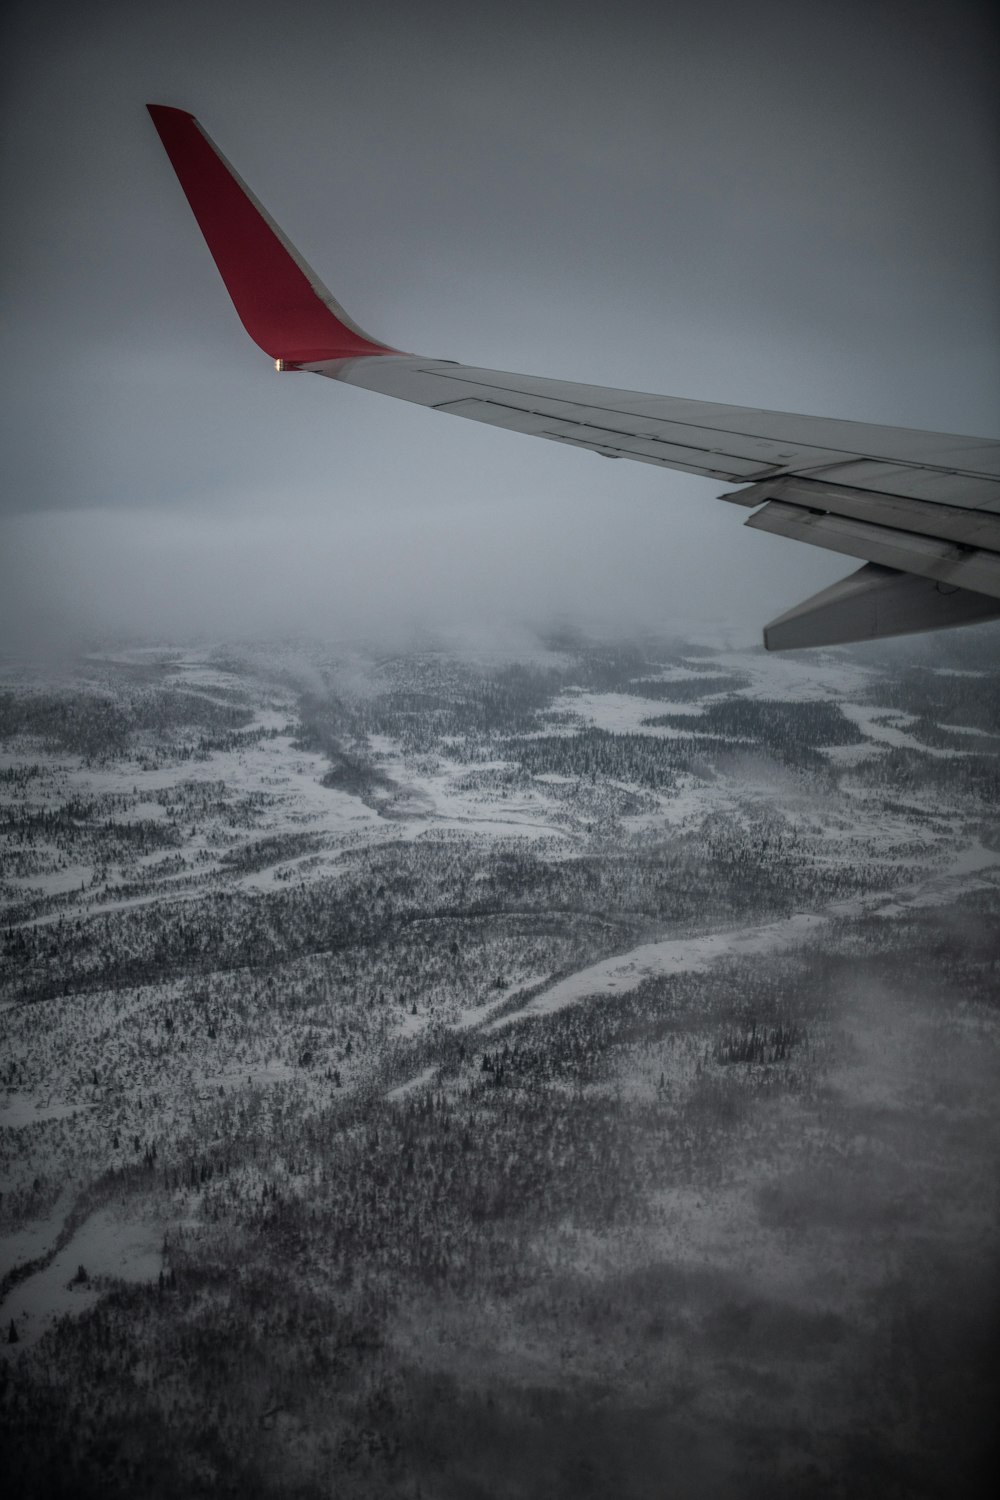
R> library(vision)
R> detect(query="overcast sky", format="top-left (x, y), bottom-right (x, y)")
top-left (2, 0), bottom-right (997, 649)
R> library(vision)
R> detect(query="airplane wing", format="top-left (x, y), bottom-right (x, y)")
top-left (147, 105), bottom-right (1000, 650)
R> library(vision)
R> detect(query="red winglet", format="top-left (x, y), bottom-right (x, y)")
top-left (147, 105), bottom-right (400, 364)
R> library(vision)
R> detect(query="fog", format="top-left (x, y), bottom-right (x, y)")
top-left (0, 492), bottom-right (852, 653)
top-left (2, 0), bottom-right (997, 650)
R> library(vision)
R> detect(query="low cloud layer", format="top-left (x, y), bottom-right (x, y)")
top-left (2, 0), bottom-right (996, 653)
top-left (1, 488), bottom-right (848, 652)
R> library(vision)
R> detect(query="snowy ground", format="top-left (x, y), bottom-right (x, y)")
top-left (488, 839), bottom-right (1000, 1032)
top-left (3, 632), bottom-right (998, 1336)
top-left (3, 639), bottom-right (988, 930)
top-left (2, 1207), bottom-right (163, 1351)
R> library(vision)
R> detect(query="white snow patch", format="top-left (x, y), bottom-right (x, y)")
top-left (840, 703), bottom-right (967, 758)
top-left (387, 1066), bottom-right (438, 1101)
top-left (488, 842), bottom-right (1000, 1032)
top-left (487, 914), bottom-right (827, 1030)
top-left (939, 722), bottom-right (999, 739)
top-left (0, 1093), bottom-right (89, 1128)
top-left (1, 1207), bottom-right (163, 1351)
top-left (12, 865), bottom-right (91, 896)
top-left (457, 972), bottom-right (551, 1029)
top-left (556, 691), bottom-right (715, 738)
top-left (720, 650), bottom-right (875, 703)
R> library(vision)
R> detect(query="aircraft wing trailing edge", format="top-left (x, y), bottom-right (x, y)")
top-left (147, 104), bottom-right (1000, 650)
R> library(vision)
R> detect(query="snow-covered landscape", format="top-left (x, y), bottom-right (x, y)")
top-left (2, 626), bottom-right (998, 1497)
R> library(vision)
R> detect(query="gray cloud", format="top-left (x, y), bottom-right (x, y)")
top-left (2, 0), bottom-right (997, 646)
top-left (0, 488), bottom-right (847, 653)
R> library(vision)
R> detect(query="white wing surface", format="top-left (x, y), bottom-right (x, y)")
top-left (149, 104), bottom-right (1000, 649)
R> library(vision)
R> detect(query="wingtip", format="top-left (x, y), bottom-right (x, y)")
top-left (146, 104), bottom-right (398, 363)
top-left (146, 103), bottom-right (197, 124)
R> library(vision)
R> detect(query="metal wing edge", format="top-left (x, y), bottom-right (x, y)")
top-left (148, 107), bottom-right (1000, 649)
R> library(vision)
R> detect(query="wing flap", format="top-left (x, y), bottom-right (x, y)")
top-left (729, 477), bottom-right (1000, 549)
top-left (769, 459), bottom-right (1000, 508)
top-left (764, 565), bottom-right (1000, 650)
top-left (747, 500), bottom-right (1000, 599)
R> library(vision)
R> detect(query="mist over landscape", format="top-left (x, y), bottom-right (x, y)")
top-left (2, 624), bottom-right (1000, 1498)
top-left (0, 490), bottom-right (822, 654)
top-left (2, 1), bottom-right (999, 1496)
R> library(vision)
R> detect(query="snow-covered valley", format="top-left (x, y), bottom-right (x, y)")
top-left (2, 628), bottom-right (998, 1497)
